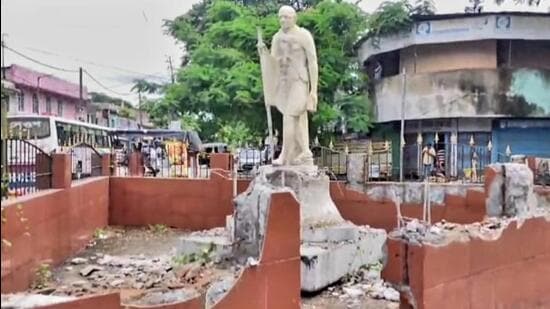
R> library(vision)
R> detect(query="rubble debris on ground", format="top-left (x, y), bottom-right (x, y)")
top-left (302, 263), bottom-right (400, 309)
top-left (391, 206), bottom-right (550, 246)
top-left (1, 293), bottom-right (76, 308)
top-left (11, 226), bottom-right (243, 307)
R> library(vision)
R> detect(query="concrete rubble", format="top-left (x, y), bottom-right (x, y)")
top-left (2, 227), bottom-right (243, 307)
top-left (1, 293), bottom-right (76, 308)
top-left (486, 163), bottom-right (538, 218)
top-left (309, 264), bottom-right (400, 305)
top-left (179, 165), bottom-right (387, 293)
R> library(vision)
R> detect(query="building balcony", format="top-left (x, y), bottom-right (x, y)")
top-left (372, 68), bottom-right (550, 123)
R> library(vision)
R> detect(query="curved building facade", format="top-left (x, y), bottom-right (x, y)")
top-left (358, 12), bottom-right (550, 179)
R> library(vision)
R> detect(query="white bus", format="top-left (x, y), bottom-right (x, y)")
top-left (6, 115), bottom-right (113, 178)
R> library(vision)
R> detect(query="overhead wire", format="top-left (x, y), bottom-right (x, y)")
top-left (83, 69), bottom-right (134, 96)
top-left (20, 45), bottom-right (170, 82)
top-left (4, 45), bottom-right (79, 73)
top-left (5, 43), bottom-right (137, 97)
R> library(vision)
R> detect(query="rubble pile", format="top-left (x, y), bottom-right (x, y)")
top-left (391, 206), bottom-right (550, 246)
top-left (309, 264), bottom-right (400, 308)
top-left (40, 253), bottom-right (241, 306)
top-left (5, 227), bottom-right (243, 307)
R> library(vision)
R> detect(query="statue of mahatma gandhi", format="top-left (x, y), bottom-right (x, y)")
top-left (258, 5), bottom-right (318, 167)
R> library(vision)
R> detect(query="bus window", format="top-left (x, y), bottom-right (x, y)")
top-left (56, 122), bottom-right (66, 146)
top-left (8, 118), bottom-right (51, 140)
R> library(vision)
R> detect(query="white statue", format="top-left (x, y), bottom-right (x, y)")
top-left (258, 5), bottom-right (319, 166)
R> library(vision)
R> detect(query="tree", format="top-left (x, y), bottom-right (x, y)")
top-left (131, 79), bottom-right (161, 96)
top-left (494, 0), bottom-right (543, 5)
top-left (215, 120), bottom-right (257, 150)
top-left (468, 0), bottom-right (545, 12)
top-left (181, 112), bottom-right (202, 132)
top-left (161, 0), bottom-right (372, 143)
top-left (90, 92), bottom-right (133, 109)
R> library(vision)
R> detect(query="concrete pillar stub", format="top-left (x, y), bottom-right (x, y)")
top-left (51, 153), bottom-right (71, 189)
top-left (101, 154), bottom-right (111, 176)
top-left (128, 152), bottom-right (144, 176)
top-left (210, 153), bottom-right (233, 172)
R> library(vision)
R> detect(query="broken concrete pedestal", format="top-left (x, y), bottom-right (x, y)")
top-left (178, 165), bottom-right (386, 292)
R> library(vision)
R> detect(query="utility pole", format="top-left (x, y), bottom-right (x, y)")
top-left (399, 68), bottom-right (407, 183)
top-left (167, 56), bottom-right (175, 84)
top-left (1, 34), bottom-right (6, 79)
top-left (138, 90), bottom-right (142, 128)
top-left (79, 67), bottom-right (83, 121)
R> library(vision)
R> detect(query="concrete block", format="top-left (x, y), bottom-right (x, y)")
top-left (177, 235), bottom-right (233, 261)
top-left (226, 215), bottom-right (234, 242)
top-left (486, 163), bottom-right (537, 218)
top-left (300, 227), bottom-right (387, 292)
top-left (302, 222), bottom-right (359, 243)
top-left (347, 153), bottom-right (366, 185)
top-left (205, 276), bottom-right (236, 309)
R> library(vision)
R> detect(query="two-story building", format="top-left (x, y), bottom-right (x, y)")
top-left (88, 101), bottom-right (154, 129)
top-left (357, 12), bottom-right (550, 179)
top-left (2, 64), bottom-right (89, 121)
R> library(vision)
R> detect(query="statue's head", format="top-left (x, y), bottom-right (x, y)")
top-left (278, 5), bottom-right (297, 31)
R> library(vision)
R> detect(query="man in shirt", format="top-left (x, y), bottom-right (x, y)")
top-left (422, 143), bottom-right (436, 180)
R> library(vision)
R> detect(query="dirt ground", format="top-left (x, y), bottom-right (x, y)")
top-left (31, 226), bottom-right (237, 306)
top-left (302, 292), bottom-right (399, 309)
top-left (24, 226), bottom-right (399, 308)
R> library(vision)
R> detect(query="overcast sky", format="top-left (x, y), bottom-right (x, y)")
top-left (1, 0), bottom-right (548, 105)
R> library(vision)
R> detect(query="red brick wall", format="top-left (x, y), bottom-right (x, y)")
top-left (1, 178), bottom-right (110, 293)
top-left (108, 175), bottom-right (250, 230)
top-left (330, 182), bottom-right (486, 232)
top-left (383, 217), bottom-right (550, 309)
top-left (6, 191), bottom-right (302, 309)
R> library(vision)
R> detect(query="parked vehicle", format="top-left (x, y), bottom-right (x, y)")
top-left (6, 115), bottom-right (112, 179)
top-left (236, 148), bottom-right (262, 171)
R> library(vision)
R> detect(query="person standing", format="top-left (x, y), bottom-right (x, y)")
top-left (422, 143), bottom-right (436, 180)
top-left (148, 141), bottom-right (158, 177)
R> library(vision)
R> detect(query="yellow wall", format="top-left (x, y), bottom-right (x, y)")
top-left (400, 40), bottom-right (497, 74)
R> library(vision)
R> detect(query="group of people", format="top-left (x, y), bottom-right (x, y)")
top-left (421, 143), bottom-right (446, 180)
top-left (125, 139), bottom-right (164, 177)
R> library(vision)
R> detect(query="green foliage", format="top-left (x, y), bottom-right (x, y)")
top-left (131, 79), bottom-right (161, 95)
top-left (366, 1), bottom-right (413, 41)
top-left (118, 106), bottom-right (133, 119)
top-left (411, 0), bottom-right (435, 16)
top-left (494, 0), bottom-right (543, 5)
top-left (365, 0), bottom-right (435, 46)
top-left (148, 224), bottom-right (169, 235)
top-left (215, 120), bottom-right (258, 150)
top-left (181, 113), bottom-right (202, 132)
top-left (33, 263), bottom-right (52, 289)
top-left (160, 0), bottom-right (373, 142)
top-left (90, 92), bottom-right (132, 106)
top-left (172, 242), bottom-right (216, 266)
top-left (93, 228), bottom-right (108, 240)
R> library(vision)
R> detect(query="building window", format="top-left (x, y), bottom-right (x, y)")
top-left (58, 100), bottom-right (63, 116)
top-left (46, 97), bottom-right (52, 114)
top-left (17, 93), bottom-right (25, 112)
top-left (32, 94), bottom-right (39, 114)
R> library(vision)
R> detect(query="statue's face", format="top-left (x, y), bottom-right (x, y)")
top-left (278, 8), bottom-right (296, 30)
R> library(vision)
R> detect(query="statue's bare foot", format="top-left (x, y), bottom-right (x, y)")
top-left (272, 157), bottom-right (284, 166)
top-left (292, 152), bottom-right (313, 166)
